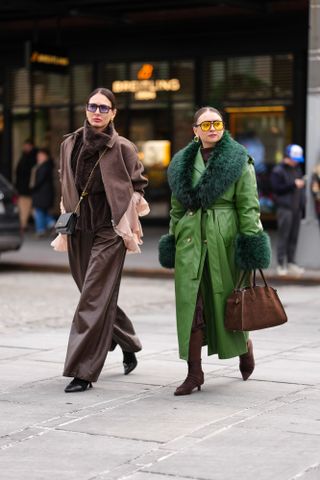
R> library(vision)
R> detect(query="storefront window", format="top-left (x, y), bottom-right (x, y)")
top-left (128, 107), bottom-right (171, 219)
top-left (33, 71), bottom-right (70, 105)
top-left (205, 54), bottom-right (294, 220)
top-left (102, 63), bottom-right (127, 108)
top-left (73, 105), bottom-right (85, 130)
top-left (171, 61), bottom-right (194, 102)
top-left (205, 61), bottom-right (226, 107)
top-left (172, 103), bottom-right (194, 151)
top-left (227, 107), bottom-right (287, 165)
top-left (102, 60), bottom-right (195, 218)
top-left (10, 68), bottom-right (30, 106)
top-left (205, 54), bottom-right (293, 103)
top-left (11, 107), bottom-right (31, 176)
top-left (273, 54), bottom-right (293, 98)
top-left (228, 56), bottom-right (272, 99)
top-left (34, 107), bottom-right (69, 211)
top-left (34, 107), bottom-right (69, 157)
top-left (228, 107), bottom-right (289, 217)
top-left (73, 65), bottom-right (93, 104)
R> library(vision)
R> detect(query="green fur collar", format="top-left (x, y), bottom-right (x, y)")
top-left (167, 131), bottom-right (248, 209)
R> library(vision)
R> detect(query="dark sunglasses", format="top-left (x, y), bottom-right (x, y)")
top-left (86, 103), bottom-right (112, 114)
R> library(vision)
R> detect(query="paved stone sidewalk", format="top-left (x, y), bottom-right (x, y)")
top-left (0, 272), bottom-right (319, 479)
top-left (1, 228), bottom-right (320, 284)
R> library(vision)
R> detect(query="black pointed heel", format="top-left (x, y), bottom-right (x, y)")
top-left (123, 351), bottom-right (138, 375)
top-left (64, 377), bottom-right (93, 393)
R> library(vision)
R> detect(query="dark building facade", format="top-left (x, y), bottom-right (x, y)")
top-left (0, 1), bottom-right (308, 219)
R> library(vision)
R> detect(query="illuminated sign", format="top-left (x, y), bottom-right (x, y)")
top-left (28, 44), bottom-right (70, 73)
top-left (137, 64), bottom-right (154, 80)
top-left (31, 51), bottom-right (69, 68)
top-left (112, 64), bottom-right (181, 100)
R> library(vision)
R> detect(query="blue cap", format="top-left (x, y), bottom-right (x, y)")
top-left (285, 144), bottom-right (304, 163)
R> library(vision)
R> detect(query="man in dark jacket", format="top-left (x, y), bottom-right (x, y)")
top-left (15, 139), bottom-right (37, 230)
top-left (271, 144), bottom-right (306, 276)
top-left (30, 148), bottom-right (55, 237)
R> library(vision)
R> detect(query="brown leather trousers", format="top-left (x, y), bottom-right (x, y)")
top-left (63, 227), bottom-right (142, 382)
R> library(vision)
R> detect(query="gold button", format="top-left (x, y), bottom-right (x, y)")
top-left (188, 211), bottom-right (194, 216)
top-left (203, 239), bottom-right (207, 244)
top-left (186, 237), bottom-right (192, 243)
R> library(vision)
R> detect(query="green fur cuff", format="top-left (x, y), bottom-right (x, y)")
top-left (235, 231), bottom-right (271, 270)
top-left (159, 234), bottom-right (175, 268)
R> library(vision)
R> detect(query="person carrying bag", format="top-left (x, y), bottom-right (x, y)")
top-left (59, 87), bottom-right (148, 393)
top-left (159, 105), bottom-right (271, 396)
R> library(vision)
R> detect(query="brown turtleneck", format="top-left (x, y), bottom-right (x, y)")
top-left (71, 121), bottom-right (112, 231)
top-left (201, 146), bottom-right (214, 163)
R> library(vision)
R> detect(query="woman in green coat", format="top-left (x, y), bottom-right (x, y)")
top-left (159, 106), bottom-right (271, 396)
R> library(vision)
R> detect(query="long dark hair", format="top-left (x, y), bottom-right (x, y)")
top-left (193, 106), bottom-right (224, 125)
top-left (86, 88), bottom-right (116, 109)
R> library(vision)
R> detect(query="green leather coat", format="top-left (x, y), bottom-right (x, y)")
top-left (159, 132), bottom-right (271, 361)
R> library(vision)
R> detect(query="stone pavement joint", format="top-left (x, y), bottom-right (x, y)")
top-left (289, 463), bottom-right (320, 480)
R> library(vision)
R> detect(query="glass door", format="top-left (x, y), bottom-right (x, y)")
top-left (128, 109), bottom-right (171, 219)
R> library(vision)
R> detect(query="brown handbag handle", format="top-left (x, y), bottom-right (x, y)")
top-left (236, 269), bottom-right (268, 289)
top-left (253, 269), bottom-right (268, 287)
top-left (236, 270), bottom-right (249, 289)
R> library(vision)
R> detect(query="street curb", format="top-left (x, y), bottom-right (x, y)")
top-left (1, 261), bottom-right (320, 285)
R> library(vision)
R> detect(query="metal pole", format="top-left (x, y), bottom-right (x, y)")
top-left (296, 0), bottom-right (320, 268)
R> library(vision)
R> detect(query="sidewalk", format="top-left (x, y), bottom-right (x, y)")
top-left (0, 271), bottom-right (319, 479)
top-left (1, 227), bottom-right (320, 284)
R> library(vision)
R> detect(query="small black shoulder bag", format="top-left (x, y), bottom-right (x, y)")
top-left (55, 147), bottom-right (108, 235)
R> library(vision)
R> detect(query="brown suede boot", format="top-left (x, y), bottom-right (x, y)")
top-left (239, 338), bottom-right (255, 381)
top-left (174, 328), bottom-right (204, 396)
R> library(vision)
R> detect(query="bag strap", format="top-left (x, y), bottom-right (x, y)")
top-left (73, 146), bottom-right (108, 214)
top-left (236, 269), bottom-right (268, 289)
top-left (253, 269), bottom-right (268, 287)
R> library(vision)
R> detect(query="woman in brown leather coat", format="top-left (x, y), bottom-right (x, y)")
top-left (60, 88), bottom-right (148, 393)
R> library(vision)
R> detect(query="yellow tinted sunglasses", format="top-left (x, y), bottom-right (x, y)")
top-left (195, 120), bottom-right (224, 132)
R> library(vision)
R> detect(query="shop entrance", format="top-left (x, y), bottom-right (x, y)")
top-left (127, 108), bottom-right (171, 219)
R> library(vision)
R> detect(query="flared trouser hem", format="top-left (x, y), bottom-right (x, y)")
top-left (63, 227), bottom-right (142, 382)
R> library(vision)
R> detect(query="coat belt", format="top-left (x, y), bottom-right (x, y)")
top-left (208, 204), bottom-right (235, 210)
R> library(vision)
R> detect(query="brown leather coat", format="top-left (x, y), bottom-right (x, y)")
top-left (59, 126), bottom-right (148, 226)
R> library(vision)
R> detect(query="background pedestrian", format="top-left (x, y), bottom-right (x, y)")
top-left (30, 148), bottom-right (55, 237)
top-left (271, 144), bottom-right (306, 276)
top-left (15, 139), bottom-right (37, 231)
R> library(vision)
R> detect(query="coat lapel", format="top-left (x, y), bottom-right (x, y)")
top-left (168, 131), bottom-right (248, 210)
top-left (61, 135), bottom-right (80, 212)
top-left (192, 149), bottom-right (206, 187)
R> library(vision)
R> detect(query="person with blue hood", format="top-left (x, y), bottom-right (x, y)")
top-left (271, 144), bottom-right (306, 276)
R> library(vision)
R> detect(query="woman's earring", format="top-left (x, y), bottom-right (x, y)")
top-left (194, 135), bottom-right (200, 143)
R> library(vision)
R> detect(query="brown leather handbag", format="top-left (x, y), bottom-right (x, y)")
top-left (225, 269), bottom-right (287, 331)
